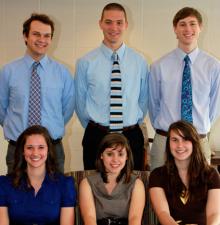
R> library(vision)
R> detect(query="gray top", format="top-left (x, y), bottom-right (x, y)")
top-left (87, 172), bottom-right (137, 219)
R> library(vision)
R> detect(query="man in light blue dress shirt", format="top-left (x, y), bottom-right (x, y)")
top-left (0, 13), bottom-right (75, 173)
top-left (75, 3), bottom-right (149, 170)
top-left (149, 7), bottom-right (220, 170)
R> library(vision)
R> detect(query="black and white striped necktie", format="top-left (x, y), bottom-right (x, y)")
top-left (109, 52), bottom-right (123, 132)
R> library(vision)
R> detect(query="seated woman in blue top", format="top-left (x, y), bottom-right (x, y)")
top-left (79, 133), bottom-right (145, 225)
top-left (149, 120), bottom-right (220, 225)
top-left (0, 125), bottom-right (76, 225)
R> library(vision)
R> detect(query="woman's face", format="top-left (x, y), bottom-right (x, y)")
top-left (23, 134), bottom-right (48, 170)
top-left (169, 129), bottom-right (193, 163)
top-left (101, 145), bottom-right (127, 175)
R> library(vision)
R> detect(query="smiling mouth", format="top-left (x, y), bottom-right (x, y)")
top-left (176, 151), bottom-right (188, 156)
top-left (30, 157), bottom-right (41, 161)
top-left (109, 32), bottom-right (120, 37)
top-left (110, 164), bottom-right (121, 168)
top-left (35, 43), bottom-right (47, 48)
top-left (184, 34), bottom-right (194, 38)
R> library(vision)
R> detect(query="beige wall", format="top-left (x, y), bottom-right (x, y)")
top-left (1, 0), bottom-right (220, 175)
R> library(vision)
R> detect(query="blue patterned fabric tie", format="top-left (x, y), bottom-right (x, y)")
top-left (109, 52), bottom-right (123, 132)
top-left (181, 55), bottom-right (193, 123)
top-left (28, 61), bottom-right (41, 126)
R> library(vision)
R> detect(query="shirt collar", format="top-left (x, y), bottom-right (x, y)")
top-left (23, 54), bottom-right (49, 70)
top-left (20, 172), bottom-right (57, 191)
top-left (175, 47), bottom-right (199, 64)
top-left (100, 42), bottom-right (126, 61)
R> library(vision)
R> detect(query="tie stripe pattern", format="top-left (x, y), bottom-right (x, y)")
top-left (181, 55), bottom-right (193, 123)
top-left (28, 61), bottom-right (41, 126)
top-left (109, 52), bottom-right (123, 132)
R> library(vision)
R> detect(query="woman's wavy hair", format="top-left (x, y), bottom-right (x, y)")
top-left (11, 125), bottom-right (58, 188)
top-left (95, 133), bottom-right (134, 183)
top-left (165, 120), bottom-right (211, 202)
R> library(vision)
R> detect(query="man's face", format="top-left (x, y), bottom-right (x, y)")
top-left (24, 20), bottom-right (52, 61)
top-left (174, 16), bottom-right (201, 50)
top-left (99, 9), bottom-right (128, 49)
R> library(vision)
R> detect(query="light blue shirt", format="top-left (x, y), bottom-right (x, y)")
top-left (75, 43), bottom-right (149, 128)
top-left (149, 47), bottom-right (220, 134)
top-left (0, 54), bottom-right (75, 140)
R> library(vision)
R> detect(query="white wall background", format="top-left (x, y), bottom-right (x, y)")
top-left (1, 0), bottom-right (220, 175)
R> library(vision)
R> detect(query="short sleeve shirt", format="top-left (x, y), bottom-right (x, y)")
top-left (149, 166), bottom-right (220, 225)
top-left (0, 173), bottom-right (76, 225)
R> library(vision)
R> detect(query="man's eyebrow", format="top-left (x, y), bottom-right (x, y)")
top-left (31, 31), bottom-right (52, 35)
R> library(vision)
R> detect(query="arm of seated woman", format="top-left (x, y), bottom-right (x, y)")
top-left (79, 178), bottom-right (97, 225)
top-left (60, 207), bottom-right (74, 225)
top-left (206, 189), bottom-right (220, 225)
top-left (0, 207), bottom-right (9, 225)
top-left (128, 178), bottom-right (145, 225)
top-left (149, 187), bottom-right (178, 225)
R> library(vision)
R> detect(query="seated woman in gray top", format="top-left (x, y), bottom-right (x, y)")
top-left (79, 133), bottom-right (145, 225)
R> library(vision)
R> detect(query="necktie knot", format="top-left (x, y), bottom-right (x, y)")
top-left (184, 55), bottom-right (190, 64)
top-left (112, 52), bottom-right (119, 62)
top-left (33, 61), bottom-right (40, 69)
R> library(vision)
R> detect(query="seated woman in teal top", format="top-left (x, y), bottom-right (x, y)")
top-left (79, 133), bottom-right (145, 225)
top-left (0, 125), bottom-right (76, 225)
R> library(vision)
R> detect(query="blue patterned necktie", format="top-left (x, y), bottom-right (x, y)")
top-left (28, 61), bottom-right (41, 126)
top-left (109, 52), bottom-right (123, 132)
top-left (181, 55), bottom-right (193, 123)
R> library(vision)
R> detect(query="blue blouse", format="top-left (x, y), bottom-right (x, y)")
top-left (0, 173), bottom-right (76, 225)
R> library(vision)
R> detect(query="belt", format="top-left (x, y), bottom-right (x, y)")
top-left (156, 129), bottom-right (206, 139)
top-left (51, 138), bottom-right (62, 145)
top-left (156, 129), bottom-right (168, 137)
top-left (8, 138), bottom-right (62, 146)
top-left (89, 120), bottom-right (138, 132)
top-left (97, 218), bottom-right (128, 225)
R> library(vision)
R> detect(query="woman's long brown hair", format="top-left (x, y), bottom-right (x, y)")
top-left (10, 125), bottom-right (58, 188)
top-left (165, 120), bottom-right (211, 203)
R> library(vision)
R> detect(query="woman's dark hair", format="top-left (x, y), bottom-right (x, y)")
top-left (11, 125), bottom-right (58, 188)
top-left (95, 133), bottom-right (134, 183)
top-left (165, 120), bottom-right (211, 202)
